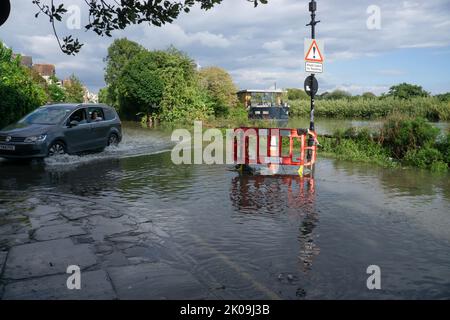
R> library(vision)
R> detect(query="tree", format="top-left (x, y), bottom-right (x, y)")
top-left (112, 44), bottom-right (212, 122)
top-left (155, 48), bottom-right (212, 122)
top-left (117, 51), bottom-right (164, 118)
top-left (0, 42), bottom-right (47, 128)
top-left (198, 66), bottom-right (238, 117)
top-left (434, 92), bottom-right (450, 102)
top-left (362, 92), bottom-right (376, 99)
top-left (387, 83), bottom-right (429, 99)
top-left (98, 87), bottom-right (109, 104)
top-left (27, 68), bottom-right (48, 90)
top-left (321, 89), bottom-right (351, 100)
top-left (47, 75), bottom-right (66, 103)
top-left (32, 0), bottom-right (268, 55)
top-left (286, 88), bottom-right (308, 100)
top-left (63, 75), bottom-right (85, 103)
top-left (104, 38), bottom-right (145, 108)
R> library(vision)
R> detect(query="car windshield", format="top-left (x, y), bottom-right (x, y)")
top-left (19, 107), bottom-right (71, 125)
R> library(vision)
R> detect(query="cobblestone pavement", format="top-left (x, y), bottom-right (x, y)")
top-left (0, 191), bottom-right (218, 300)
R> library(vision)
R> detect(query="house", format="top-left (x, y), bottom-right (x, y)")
top-left (32, 64), bottom-right (56, 81)
top-left (83, 87), bottom-right (99, 103)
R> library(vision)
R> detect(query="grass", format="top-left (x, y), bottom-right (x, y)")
top-left (288, 97), bottom-right (450, 121)
top-left (319, 134), bottom-right (394, 167)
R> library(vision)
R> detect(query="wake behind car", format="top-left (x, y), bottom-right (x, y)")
top-left (0, 103), bottom-right (122, 159)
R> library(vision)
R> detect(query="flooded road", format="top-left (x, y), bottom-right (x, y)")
top-left (0, 123), bottom-right (449, 299)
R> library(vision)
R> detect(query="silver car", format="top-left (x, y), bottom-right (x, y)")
top-left (0, 103), bottom-right (122, 159)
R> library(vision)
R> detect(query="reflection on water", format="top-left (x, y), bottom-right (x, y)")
top-left (230, 175), bottom-right (319, 273)
top-left (0, 123), bottom-right (449, 299)
top-left (329, 160), bottom-right (450, 199)
top-left (230, 175), bottom-right (315, 213)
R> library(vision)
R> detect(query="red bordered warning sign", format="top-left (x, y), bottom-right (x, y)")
top-left (304, 39), bottom-right (324, 63)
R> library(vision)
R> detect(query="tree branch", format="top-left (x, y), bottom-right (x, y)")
top-left (33, 0), bottom-right (268, 55)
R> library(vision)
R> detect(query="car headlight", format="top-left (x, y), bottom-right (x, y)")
top-left (24, 134), bottom-right (47, 143)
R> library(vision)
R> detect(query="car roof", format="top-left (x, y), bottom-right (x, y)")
top-left (42, 103), bottom-right (112, 111)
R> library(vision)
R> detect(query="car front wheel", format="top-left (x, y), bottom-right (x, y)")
top-left (48, 141), bottom-right (66, 157)
top-left (107, 133), bottom-right (119, 147)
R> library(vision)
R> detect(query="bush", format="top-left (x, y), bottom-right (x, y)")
top-left (228, 104), bottom-right (249, 123)
top-left (404, 147), bottom-right (442, 169)
top-left (430, 161), bottom-right (448, 173)
top-left (320, 117), bottom-right (448, 172)
top-left (320, 129), bottom-right (389, 166)
top-left (380, 116), bottom-right (440, 159)
top-left (435, 132), bottom-right (450, 165)
top-left (286, 88), bottom-right (309, 100)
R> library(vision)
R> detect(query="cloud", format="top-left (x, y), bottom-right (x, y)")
top-left (262, 40), bottom-right (286, 53)
top-left (399, 42), bottom-right (449, 49)
top-left (1, 0), bottom-right (449, 94)
top-left (329, 84), bottom-right (391, 96)
top-left (18, 35), bottom-right (59, 57)
top-left (140, 24), bottom-right (230, 49)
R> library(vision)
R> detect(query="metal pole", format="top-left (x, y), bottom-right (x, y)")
top-left (307, 0), bottom-right (319, 132)
top-left (306, 0), bottom-right (319, 167)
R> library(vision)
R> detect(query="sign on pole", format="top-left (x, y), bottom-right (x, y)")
top-left (304, 75), bottom-right (319, 97)
top-left (304, 39), bottom-right (324, 74)
top-left (0, 0), bottom-right (11, 27)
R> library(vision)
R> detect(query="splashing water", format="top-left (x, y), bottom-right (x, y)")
top-left (44, 129), bottom-right (174, 169)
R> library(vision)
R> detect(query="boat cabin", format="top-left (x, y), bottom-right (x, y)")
top-left (237, 89), bottom-right (289, 121)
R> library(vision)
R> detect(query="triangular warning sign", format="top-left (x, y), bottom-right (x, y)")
top-left (305, 40), bottom-right (323, 62)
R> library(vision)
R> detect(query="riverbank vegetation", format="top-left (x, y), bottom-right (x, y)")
top-left (287, 83), bottom-right (450, 121)
top-left (289, 97), bottom-right (450, 121)
top-left (320, 115), bottom-right (450, 172)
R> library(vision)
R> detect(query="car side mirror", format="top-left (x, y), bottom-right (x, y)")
top-left (69, 120), bottom-right (79, 127)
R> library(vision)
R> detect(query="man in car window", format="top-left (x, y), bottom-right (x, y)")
top-left (91, 111), bottom-right (103, 121)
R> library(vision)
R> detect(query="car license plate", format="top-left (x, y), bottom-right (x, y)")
top-left (0, 144), bottom-right (15, 151)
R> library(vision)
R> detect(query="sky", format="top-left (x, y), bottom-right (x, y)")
top-left (1, 0), bottom-right (450, 95)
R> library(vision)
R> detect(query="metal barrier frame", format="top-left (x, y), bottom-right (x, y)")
top-left (233, 127), bottom-right (318, 169)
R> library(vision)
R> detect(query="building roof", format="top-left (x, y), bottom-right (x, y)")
top-left (32, 64), bottom-right (56, 77)
top-left (20, 56), bottom-right (33, 68)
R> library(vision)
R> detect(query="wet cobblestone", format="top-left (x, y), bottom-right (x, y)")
top-left (0, 191), bottom-right (213, 300)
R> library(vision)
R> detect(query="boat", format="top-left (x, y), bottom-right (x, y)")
top-left (237, 89), bottom-right (289, 122)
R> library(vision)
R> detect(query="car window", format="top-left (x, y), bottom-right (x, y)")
top-left (68, 108), bottom-right (87, 125)
top-left (20, 107), bottom-right (71, 125)
top-left (103, 107), bottom-right (116, 121)
top-left (88, 107), bottom-right (105, 122)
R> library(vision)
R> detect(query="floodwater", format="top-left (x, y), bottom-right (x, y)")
top-left (0, 122), bottom-right (449, 299)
